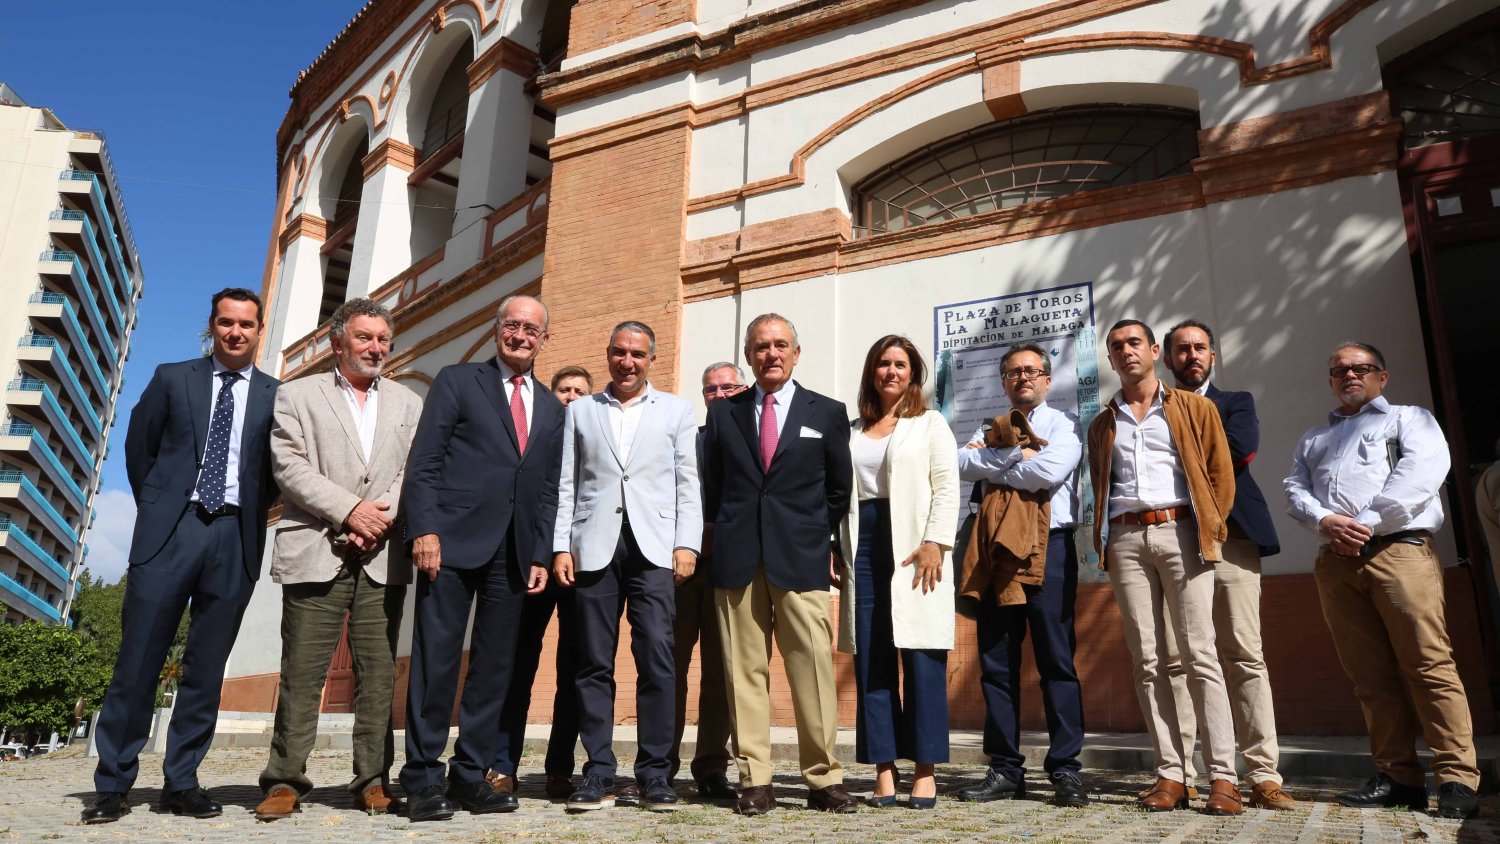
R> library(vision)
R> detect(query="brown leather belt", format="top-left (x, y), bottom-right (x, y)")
top-left (1109, 506), bottom-right (1189, 526)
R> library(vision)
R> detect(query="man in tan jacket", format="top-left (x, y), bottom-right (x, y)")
top-left (1087, 319), bottom-right (1238, 816)
top-left (254, 298), bottom-right (423, 819)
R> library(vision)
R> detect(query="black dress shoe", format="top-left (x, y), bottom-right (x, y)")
top-left (567, 774), bottom-right (616, 812)
top-left (405, 785), bottom-right (456, 822)
top-left (1435, 782), bottom-right (1480, 819)
top-left (1050, 771), bottom-right (1089, 808)
top-left (641, 778), bottom-right (680, 811)
top-left (448, 777), bottom-right (519, 813)
top-left (159, 787), bottom-right (222, 818)
top-left (694, 771), bottom-right (738, 801)
top-left (958, 769), bottom-right (1025, 802)
top-left (81, 792), bottom-right (129, 824)
top-left (1337, 773), bottom-right (1428, 810)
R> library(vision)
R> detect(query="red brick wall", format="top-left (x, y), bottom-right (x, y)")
top-left (568, 0), bottom-right (696, 57)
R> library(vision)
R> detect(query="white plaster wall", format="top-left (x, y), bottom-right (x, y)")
top-left (681, 174), bottom-right (1448, 575)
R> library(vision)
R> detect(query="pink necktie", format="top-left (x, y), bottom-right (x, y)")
top-left (760, 392), bottom-right (778, 472)
top-left (510, 375), bottom-right (529, 456)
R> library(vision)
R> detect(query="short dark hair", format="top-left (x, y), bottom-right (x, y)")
top-left (999, 342), bottom-right (1052, 376)
top-left (1331, 341), bottom-right (1387, 370)
top-left (856, 334), bottom-right (928, 425)
top-left (1108, 318), bottom-right (1155, 346)
top-left (209, 288), bottom-right (263, 326)
top-left (610, 320), bottom-right (656, 355)
top-left (550, 365), bottom-right (593, 391)
top-left (1164, 319), bottom-right (1215, 351)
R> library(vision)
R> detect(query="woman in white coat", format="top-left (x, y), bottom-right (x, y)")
top-left (838, 334), bottom-right (959, 809)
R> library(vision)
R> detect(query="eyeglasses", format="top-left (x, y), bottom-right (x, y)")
top-left (702, 384), bottom-right (743, 395)
top-left (1329, 364), bottom-right (1383, 379)
top-left (1002, 367), bottom-right (1048, 382)
top-left (500, 320), bottom-right (544, 339)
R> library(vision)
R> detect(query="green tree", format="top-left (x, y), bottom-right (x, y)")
top-left (0, 616), bottom-right (109, 738)
top-left (70, 569), bottom-right (189, 709)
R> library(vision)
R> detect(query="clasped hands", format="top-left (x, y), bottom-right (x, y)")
top-left (1319, 514), bottom-right (1373, 557)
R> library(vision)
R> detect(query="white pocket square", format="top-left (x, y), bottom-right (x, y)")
top-left (800, 426), bottom-right (823, 438)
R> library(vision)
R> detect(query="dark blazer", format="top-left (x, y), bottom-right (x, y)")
top-left (124, 357), bottom-right (280, 578)
top-left (701, 381), bottom-right (852, 591)
top-left (402, 357), bottom-right (564, 572)
top-left (1204, 383), bottom-right (1280, 557)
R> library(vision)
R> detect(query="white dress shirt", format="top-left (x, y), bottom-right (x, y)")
top-left (1285, 395), bottom-right (1450, 535)
top-left (498, 360), bottom-right (534, 430)
top-left (752, 380), bottom-right (796, 444)
top-left (603, 382), bottom-right (651, 463)
top-left (956, 401), bottom-right (1082, 529)
top-left (1107, 383), bottom-right (1190, 518)
top-left (852, 432), bottom-right (891, 501)
top-left (192, 358), bottom-right (255, 508)
top-left (333, 369), bottom-right (380, 462)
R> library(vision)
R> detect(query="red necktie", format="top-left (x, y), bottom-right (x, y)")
top-left (760, 392), bottom-right (778, 472)
top-left (510, 375), bottom-right (529, 456)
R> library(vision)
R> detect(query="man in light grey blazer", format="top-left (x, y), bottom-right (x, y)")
top-left (553, 320), bottom-right (701, 813)
top-left (255, 298), bottom-right (423, 820)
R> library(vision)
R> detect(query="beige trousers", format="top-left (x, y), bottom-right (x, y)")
top-left (1314, 538), bottom-right (1480, 790)
top-left (1108, 519), bottom-right (1237, 783)
top-left (1162, 535), bottom-right (1282, 784)
top-left (715, 568), bottom-right (842, 789)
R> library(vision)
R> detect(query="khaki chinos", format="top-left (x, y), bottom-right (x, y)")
top-left (1314, 537), bottom-right (1480, 790)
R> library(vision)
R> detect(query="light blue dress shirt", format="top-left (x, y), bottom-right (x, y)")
top-left (956, 401), bottom-right (1082, 529)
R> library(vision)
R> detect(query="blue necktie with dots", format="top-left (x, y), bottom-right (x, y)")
top-left (196, 371), bottom-right (241, 512)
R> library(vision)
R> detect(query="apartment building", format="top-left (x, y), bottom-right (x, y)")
top-left (0, 84), bottom-right (143, 624)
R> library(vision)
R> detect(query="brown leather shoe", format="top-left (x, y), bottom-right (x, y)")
top-left (546, 774), bottom-right (574, 800)
top-left (1140, 778), bottom-right (1189, 812)
top-left (736, 784), bottom-right (775, 815)
top-left (254, 785), bottom-right (300, 821)
top-left (485, 772), bottom-right (516, 794)
top-left (1203, 779), bottom-right (1244, 816)
top-left (1138, 784), bottom-right (1199, 799)
top-left (1249, 781), bottom-right (1298, 810)
top-left (358, 784), bottom-right (403, 814)
top-left (807, 784), bottom-right (859, 813)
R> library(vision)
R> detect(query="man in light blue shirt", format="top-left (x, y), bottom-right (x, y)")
top-left (955, 342), bottom-right (1086, 807)
top-left (1285, 341), bottom-right (1478, 819)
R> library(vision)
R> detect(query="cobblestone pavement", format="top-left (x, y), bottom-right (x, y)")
top-left (4, 746), bottom-right (1499, 842)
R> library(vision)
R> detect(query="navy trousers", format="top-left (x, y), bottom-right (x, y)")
top-left (94, 507), bottom-right (254, 794)
top-left (572, 523), bottom-right (676, 781)
top-left (977, 529), bottom-right (1084, 779)
top-left (491, 577), bottom-right (581, 778)
top-left (400, 529), bottom-right (526, 792)
top-left (852, 499), bottom-right (949, 765)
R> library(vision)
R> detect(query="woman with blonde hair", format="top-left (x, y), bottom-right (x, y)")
top-left (838, 334), bottom-right (959, 809)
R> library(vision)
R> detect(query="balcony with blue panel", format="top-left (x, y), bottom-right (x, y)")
top-left (0, 568), bottom-right (62, 623)
top-left (37, 250), bottom-right (118, 362)
top-left (0, 422), bottom-right (87, 514)
top-left (5, 378), bottom-right (93, 469)
top-left (16, 335), bottom-right (103, 440)
top-left (0, 470), bottom-right (79, 552)
top-left (0, 514), bottom-right (71, 598)
top-left (47, 209), bottom-right (126, 335)
top-left (57, 169), bottom-right (135, 303)
top-left (26, 292), bottom-right (111, 396)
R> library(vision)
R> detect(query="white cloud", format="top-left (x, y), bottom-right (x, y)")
top-left (82, 489), bottom-right (135, 585)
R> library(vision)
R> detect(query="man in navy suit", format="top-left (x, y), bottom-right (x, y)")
top-left (84, 288), bottom-right (280, 824)
top-left (700, 313), bottom-right (858, 815)
top-left (1161, 319), bottom-right (1296, 810)
top-left (398, 294), bottom-right (564, 821)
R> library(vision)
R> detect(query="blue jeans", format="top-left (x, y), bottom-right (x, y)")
top-left (853, 499), bottom-right (949, 765)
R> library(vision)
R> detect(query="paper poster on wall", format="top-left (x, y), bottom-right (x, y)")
top-left (933, 282), bottom-right (1104, 575)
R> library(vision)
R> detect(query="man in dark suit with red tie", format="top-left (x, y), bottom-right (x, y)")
top-left (85, 288), bottom-right (280, 824)
top-left (700, 313), bottom-right (858, 815)
top-left (398, 294), bottom-right (565, 821)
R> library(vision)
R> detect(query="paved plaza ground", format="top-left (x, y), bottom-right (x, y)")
top-left (3, 744), bottom-right (1500, 843)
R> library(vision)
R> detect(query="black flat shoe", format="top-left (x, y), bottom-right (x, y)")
top-left (159, 787), bottom-right (221, 818)
top-left (82, 792), bottom-right (128, 824)
top-left (957, 769), bottom-right (1025, 802)
top-left (694, 772), bottom-right (738, 801)
top-left (1435, 782), bottom-right (1479, 819)
top-left (405, 785), bottom-right (455, 822)
top-left (866, 793), bottom-right (898, 808)
top-left (448, 778), bottom-right (519, 813)
top-left (1051, 771), bottom-right (1090, 808)
top-left (1337, 773), bottom-right (1427, 811)
top-left (908, 795), bottom-right (937, 810)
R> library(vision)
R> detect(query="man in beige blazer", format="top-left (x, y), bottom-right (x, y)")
top-left (255, 298), bottom-right (423, 820)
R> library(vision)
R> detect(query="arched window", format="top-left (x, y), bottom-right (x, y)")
top-left (852, 105), bottom-right (1200, 236)
top-left (322, 135), bottom-right (367, 323)
top-left (1386, 18), bottom-right (1500, 150)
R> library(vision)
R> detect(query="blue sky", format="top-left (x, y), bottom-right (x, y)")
top-left (2, 3), bottom-right (363, 582)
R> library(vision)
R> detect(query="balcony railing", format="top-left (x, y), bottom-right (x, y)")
top-left (0, 514), bottom-right (71, 590)
top-left (27, 293), bottom-right (110, 393)
top-left (0, 470), bottom-right (78, 547)
top-left (6, 378), bottom-right (93, 467)
top-left (17, 335), bottom-right (103, 438)
top-left (38, 250), bottom-right (117, 361)
top-left (0, 568), bottom-right (61, 623)
top-left (2, 421), bottom-right (87, 509)
top-left (59, 169), bottom-right (135, 294)
top-left (420, 101), bottom-right (467, 164)
top-left (52, 209), bottom-right (127, 326)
